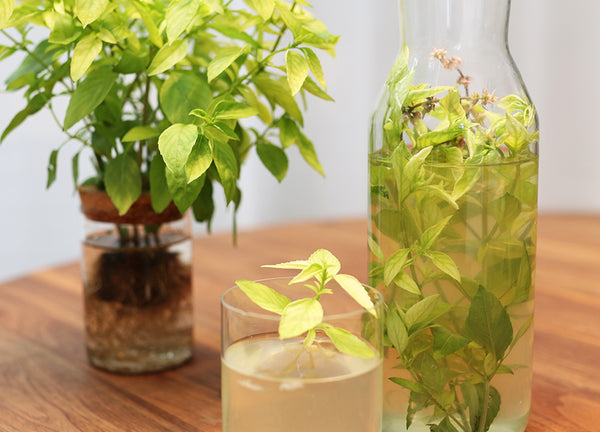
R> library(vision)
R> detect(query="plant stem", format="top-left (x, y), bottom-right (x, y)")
top-left (477, 380), bottom-right (491, 432)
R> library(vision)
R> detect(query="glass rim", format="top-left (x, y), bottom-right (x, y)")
top-left (221, 276), bottom-right (384, 322)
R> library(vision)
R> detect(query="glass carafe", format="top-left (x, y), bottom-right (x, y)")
top-left (368, 1), bottom-right (538, 431)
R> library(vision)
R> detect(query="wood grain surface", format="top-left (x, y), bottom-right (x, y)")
top-left (0, 214), bottom-right (598, 431)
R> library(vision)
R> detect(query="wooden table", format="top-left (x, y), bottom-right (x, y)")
top-left (0, 215), bottom-right (598, 431)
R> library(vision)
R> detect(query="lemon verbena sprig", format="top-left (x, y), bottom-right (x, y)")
top-left (235, 249), bottom-right (377, 358)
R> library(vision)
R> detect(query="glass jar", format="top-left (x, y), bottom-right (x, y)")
top-left (368, 1), bottom-right (538, 431)
top-left (79, 186), bottom-right (193, 373)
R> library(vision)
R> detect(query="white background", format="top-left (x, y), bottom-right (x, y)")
top-left (1, 0), bottom-right (598, 282)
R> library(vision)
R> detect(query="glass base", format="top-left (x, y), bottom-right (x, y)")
top-left (87, 345), bottom-right (193, 374)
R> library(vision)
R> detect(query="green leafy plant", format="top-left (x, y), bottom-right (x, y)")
top-left (0, 0), bottom-right (336, 232)
top-left (236, 248), bottom-right (378, 358)
top-left (369, 46), bottom-right (538, 432)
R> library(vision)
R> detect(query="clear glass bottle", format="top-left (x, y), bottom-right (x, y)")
top-left (369, 1), bottom-right (538, 431)
top-left (79, 187), bottom-right (193, 374)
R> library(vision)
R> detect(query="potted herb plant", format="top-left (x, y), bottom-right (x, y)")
top-left (0, 0), bottom-right (337, 373)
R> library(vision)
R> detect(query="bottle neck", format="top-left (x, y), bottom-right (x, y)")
top-left (399, 0), bottom-right (511, 54)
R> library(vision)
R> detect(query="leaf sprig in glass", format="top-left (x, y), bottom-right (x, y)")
top-left (236, 249), bottom-right (377, 359)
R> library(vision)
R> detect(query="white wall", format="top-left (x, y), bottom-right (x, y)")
top-left (0, 0), bottom-right (598, 282)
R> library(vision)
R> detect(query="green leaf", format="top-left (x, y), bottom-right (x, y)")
top-left (211, 23), bottom-right (261, 49)
top-left (160, 71), bottom-right (211, 124)
top-left (158, 123), bottom-right (198, 173)
top-left (192, 180), bottom-right (215, 227)
top-left (0, 0), bottom-right (15, 28)
top-left (296, 133), bottom-right (324, 176)
top-left (404, 86), bottom-right (453, 108)
top-left (253, 74), bottom-right (303, 125)
top-left (147, 39), bottom-right (188, 76)
top-left (301, 76), bottom-right (334, 101)
top-left (131, 0), bottom-right (163, 47)
top-left (463, 383), bottom-right (501, 432)
top-left (290, 262), bottom-right (322, 284)
top-left (334, 274), bottom-right (376, 316)
top-left (207, 45), bottom-right (248, 82)
top-left (122, 126), bottom-right (161, 142)
top-left (75, 0), bottom-right (108, 27)
top-left (465, 287), bottom-right (513, 360)
top-left (417, 124), bottom-right (466, 149)
top-left (213, 101), bottom-right (258, 120)
top-left (1, 93), bottom-right (47, 142)
top-left (395, 272), bottom-right (421, 296)
top-left (420, 352), bottom-right (445, 393)
top-left (186, 135), bottom-right (213, 182)
top-left (436, 88), bottom-right (466, 124)
top-left (256, 142), bottom-right (288, 182)
top-left (279, 298), bottom-right (323, 339)
top-left (245, 0), bottom-right (275, 20)
top-left (149, 155), bottom-right (172, 213)
top-left (389, 377), bottom-right (423, 393)
top-left (421, 216), bottom-right (453, 250)
top-left (285, 50), bottom-right (309, 96)
top-left (64, 67), bottom-right (117, 130)
top-left (236, 279), bottom-right (291, 314)
top-left (165, 166), bottom-right (204, 213)
top-left (212, 139), bottom-right (239, 203)
top-left (422, 251), bottom-right (461, 282)
top-left (46, 149), bottom-right (58, 188)
top-left (407, 391), bottom-right (430, 430)
top-left (166, 0), bottom-right (200, 43)
top-left (48, 12), bottom-right (82, 44)
top-left (384, 248), bottom-right (411, 286)
top-left (275, 1), bottom-right (302, 37)
top-left (308, 249), bottom-right (340, 276)
top-left (321, 325), bottom-right (376, 358)
top-left (432, 326), bottom-right (470, 359)
top-left (386, 308), bottom-right (408, 353)
top-left (104, 153), bottom-right (142, 215)
top-left (504, 113), bottom-right (529, 152)
top-left (262, 260), bottom-right (309, 270)
top-left (405, 295), bottom-right (440, 332)
top-left (70, 34), bottom-right (103, 81)
top-left (301, 47), bottom-right (326, 89)
top-left (5, 41), bottom-right (63, 86)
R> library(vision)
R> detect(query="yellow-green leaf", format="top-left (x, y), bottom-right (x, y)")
top-left (301, 47), bottom-right (326, 89)
top-left (186, 135), bottom-right (212, 182)
top-left (147, 39), bottom-right (188, 76)
top-left (166, 0), bottom-right (200, 43)
top-left (246, 0), bottom-right (275, 20)
top-left (132, 0), bottom-right (163, 47)
top-left (158, 123), bottom-right (198, 173)
top-left (70, 34), bottom-right (102, 81)
top-left (207, 45), bottom-right (248, 82)
top-left (122, 125), bottom-right (161, 143)
top-left (236, 279), bottom-right (291, 314)
top-left (279, 298), bottom-right (323, 339)
top-left (75, 0), bottom-right (108, 27)
top-left (104, 153), bottom-right (142, 215)
top-left (321, 325), bottom-right (376, 358)
top-left (285, 50), bottom-right (308, 96)
top-left (334, 274), bottom-right (376, 316)
top-left (0, 0), bottom-right (15, 28)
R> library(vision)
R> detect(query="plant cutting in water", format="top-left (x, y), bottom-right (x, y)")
top-left (236, 248), bottom-right (377, 359)
top-left (369, 46), bottom-right (538, 432)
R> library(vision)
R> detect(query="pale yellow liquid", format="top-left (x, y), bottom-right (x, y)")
top-left (370, 156), bottom-right (538, 432)
top-left (222, 334), bottom-right (382, 432)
